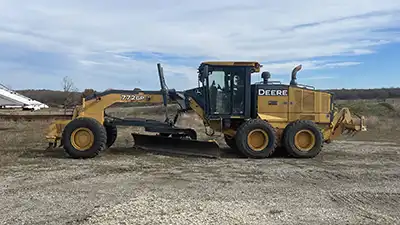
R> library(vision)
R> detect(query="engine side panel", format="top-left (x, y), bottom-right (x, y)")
top-left (255, 84), bottom-right (289, 121)
top-left (253, 84), bottom-right (333, 125)
top-left (288, 87), bottom-right (332, 124)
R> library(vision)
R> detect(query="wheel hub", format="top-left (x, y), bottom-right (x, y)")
top-left (247, 129), bottom-right (269, 151)
top-left (294, 129), bottom-right (315, 151)
top-left (71, 128), bottom-right (94, 151)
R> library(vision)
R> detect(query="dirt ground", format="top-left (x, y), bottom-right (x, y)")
top-left (0, 108), bottom-right (399, 225)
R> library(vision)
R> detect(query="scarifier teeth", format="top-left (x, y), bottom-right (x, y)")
top-left (343, 129), bottom-right (354, 136)
top-left (46, 143), bottom-right (53, 150)
top-left (343, 129), bottom-right (358, 137)
top-left (46, 142), bottom-right (58, 149)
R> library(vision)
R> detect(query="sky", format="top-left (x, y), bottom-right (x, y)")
top-left (0, 0), bottom-right (400, 92)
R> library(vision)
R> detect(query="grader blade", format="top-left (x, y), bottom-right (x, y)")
top-left (132, 133), bottom-right (221, 158)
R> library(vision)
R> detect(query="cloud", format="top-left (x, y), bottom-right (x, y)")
top-left (302, 76), bottom-right (335, 81)
top-left (259, 60), bottom-right (362, 74)
top-left (0, 0), bottom-right (399, 91)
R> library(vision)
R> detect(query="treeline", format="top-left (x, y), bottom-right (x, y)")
top-left (15, 87), bottom-right (400, 107)
top-left (326, 88), bottom-right (400, 100)
top-left (17, 89), bottom-right (96, 107)
top-left (18, 89), bottom-right (81, 107)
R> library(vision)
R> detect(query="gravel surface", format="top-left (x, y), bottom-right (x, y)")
top-left (1, 139), bottom-right (399, 225)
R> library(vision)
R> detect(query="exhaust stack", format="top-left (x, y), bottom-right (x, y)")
top-left (290, 65), bottom-right (302, 86)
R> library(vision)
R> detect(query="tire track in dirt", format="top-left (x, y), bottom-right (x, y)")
top-left (328, 191), bottom-right (400, 224)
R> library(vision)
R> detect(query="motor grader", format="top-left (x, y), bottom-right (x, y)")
top-left (46, 61), bottom-right (366, 159)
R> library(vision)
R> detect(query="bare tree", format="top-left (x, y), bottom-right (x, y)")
top-left (62, 76), bottom-right (78, 114)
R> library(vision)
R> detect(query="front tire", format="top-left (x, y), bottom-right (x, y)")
top-left (282, 120), bottom-right (323, 158)
top-left (62, 117), bottom-right (107, 159)
top-left (235, 119), bottom-right (278, 158)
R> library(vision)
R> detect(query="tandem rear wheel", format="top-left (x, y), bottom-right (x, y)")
top-left (235, 119), bottom-right (278, 158)
top-left (62, 117), bottom-right (107, 159)
top-left (282, 120), bottom-right (323, 158)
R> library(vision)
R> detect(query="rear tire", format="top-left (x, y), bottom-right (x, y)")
top-left (235, 119), bottom-right (278, 158)
top-left (282, 120), bottom-right (323, 158)
top-left (62, 117), bottom-right (107, 159)
top-left (105, 124), bottom-right (118, 148)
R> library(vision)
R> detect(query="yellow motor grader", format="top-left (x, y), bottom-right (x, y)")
top-left (46, 61), bottom-right (366, 159)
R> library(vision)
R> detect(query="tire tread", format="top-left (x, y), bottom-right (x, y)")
top-left (235, 119), bottom-right (278, 158)
top-left (62, 117), bottom-right (107, 159)
top-left (282, 120), bottom-right (323, 158)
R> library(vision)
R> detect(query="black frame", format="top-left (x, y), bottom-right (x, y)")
top-left (200, 64), bottom-right (252, 120)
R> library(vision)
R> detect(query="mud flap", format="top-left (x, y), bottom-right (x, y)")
top-left (132, 133), bottom-right (221, 158)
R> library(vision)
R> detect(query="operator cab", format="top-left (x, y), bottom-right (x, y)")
top-left (194, 61), bottom-right (313, 121)
top-left (197, 61), bottom-right (261, 119)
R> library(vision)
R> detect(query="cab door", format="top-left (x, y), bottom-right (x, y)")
top-left (203, 65), bottom-right (251, 119)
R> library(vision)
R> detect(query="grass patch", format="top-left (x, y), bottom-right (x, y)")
top-left (336, 101), bottom-right (400, 118)
top-left (335, 100), bottom-right (400, 142)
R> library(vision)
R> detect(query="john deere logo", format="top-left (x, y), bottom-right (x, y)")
top-left (258, 89), bottom-right (288, 96)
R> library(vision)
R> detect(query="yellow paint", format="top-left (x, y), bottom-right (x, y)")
top-left (188, 97), bottom-right (238, 136)
top-left (45, 119), bottom-right (72, 142)
top-left (256, 87), bottom-right (332, 129)
top-left (188, 97), bottom-right (206, 122)
top-left (46, 93), bottom-right (165, 144)
top-left (79, 93), bottom-right (164, 124)
top-left (222, 129), bottom-right (237, 137)
top-left (322, 107), bottom-right (367, 142)
top-left (257, 113), bottom-right (287, 129)
top-left (188, 97), bottom-right (239, 137)
top-left (294, 129), bottom-right (316, 151)
top-left (72, 105), bottom-right (82, 119)
top-left (247, 129), bottom-right (269, 151)
top-left (257, 95), bottom-right (289, 120)
top-left (207, 120), bottom-right (224, 134)
top-left (46, 92), bottom-right (213, 146)
top-left (254, 86), bottom-right (366, 144)
top-left (70, 128), bottom-right (94, 151)
top-left (287, 86), bottom-right (331, 123)
top-left (257, 113), bottom-right (287, 122)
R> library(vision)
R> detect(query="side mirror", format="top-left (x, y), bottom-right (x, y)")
top-left (196, 89), bottom-right (202, 95)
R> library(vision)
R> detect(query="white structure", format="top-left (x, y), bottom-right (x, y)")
top-left (0, 83), bottom-right (49, 111)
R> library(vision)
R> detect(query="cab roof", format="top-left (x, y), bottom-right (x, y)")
top-left (199, 61), bottom-right (262, 72)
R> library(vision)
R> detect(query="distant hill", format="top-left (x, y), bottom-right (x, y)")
top-left (14, 87), bottom-right (400, 107)
top-left (17, 89), bottom-right (82, 107)
top-left (326, 88), bottom-right (400, 100)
